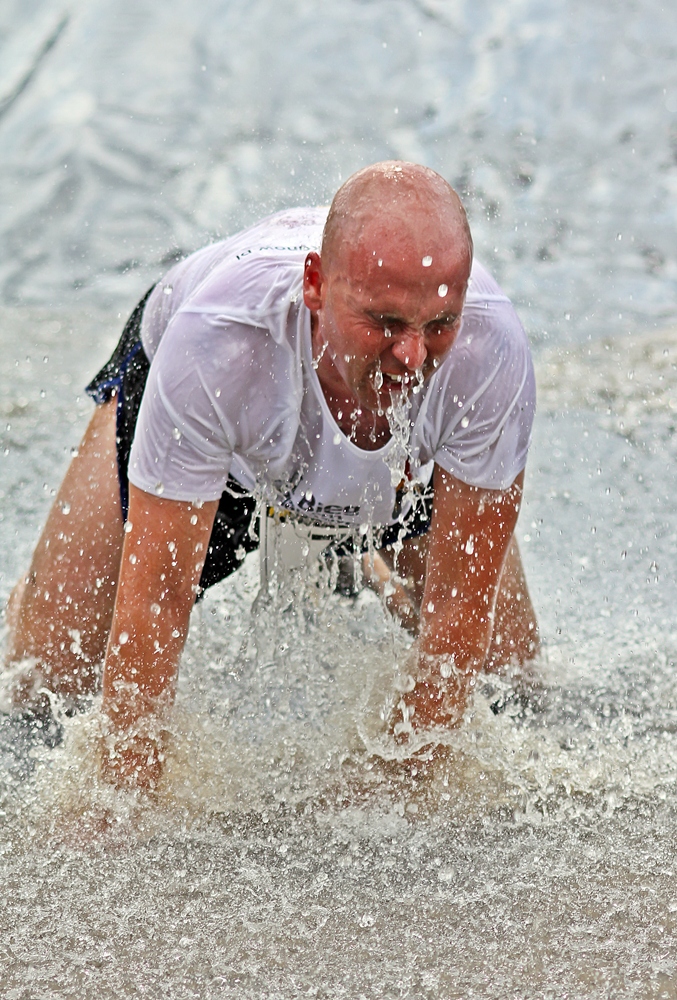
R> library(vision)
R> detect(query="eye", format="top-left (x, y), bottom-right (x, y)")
top-left (426, 316), bottom-right (459, 337)
top-left (378, 316), bottom-right (404, 334)
top-left (369, 314), bottom-right (403, 337)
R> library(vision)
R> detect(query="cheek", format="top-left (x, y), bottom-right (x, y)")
top-left (428, 329), bottom-right (460, 361)
top-left (350, 330), bottom-right (383, 364)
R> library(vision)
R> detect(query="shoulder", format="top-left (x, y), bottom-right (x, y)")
top-left (180, 208), bottom-right (327, 324)
top-left (419, 259), bottom-right (535, 433)
top-left (142, 208), bottom-right (326, 354)
top-left (438, 259), bottom-right (531, 385)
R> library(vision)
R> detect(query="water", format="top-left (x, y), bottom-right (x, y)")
top-left (2, 0), bottom-right (677, 994)
top-left (2, 318), bottom-right (677, 994)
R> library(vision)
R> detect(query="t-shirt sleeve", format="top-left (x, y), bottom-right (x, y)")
top-left (128, 307), bottom-right (299, 502)
top-left (417, 296), bottom-right (536, 491)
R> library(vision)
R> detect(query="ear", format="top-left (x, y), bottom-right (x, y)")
top-left (302, 252), bottom-right (325, 312)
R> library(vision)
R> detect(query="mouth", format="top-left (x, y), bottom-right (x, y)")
top-left (376, 371), bottom-right (425, 395)
top-left (379, 371), bottom-right (411, 389)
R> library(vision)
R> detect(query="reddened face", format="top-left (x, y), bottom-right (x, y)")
top-left (304, 210), bottom-right (471, 414)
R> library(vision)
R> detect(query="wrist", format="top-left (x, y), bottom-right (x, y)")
top-left (393, 649), bottom-right (473, 736)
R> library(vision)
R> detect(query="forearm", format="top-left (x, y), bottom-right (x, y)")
top-left (394, 466), bottom-right (523, 735)
top-left (97, 486), bottom-right (217, 788)
top-left (395, 599), bottom-right (491, 727)
top-left (102, 597), bottom-right (191, 729)
top-left (418, 594), bottom-right (494, 676)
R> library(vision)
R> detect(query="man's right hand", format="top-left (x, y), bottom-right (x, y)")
top-left (99, 725), bottom-right (166, 791)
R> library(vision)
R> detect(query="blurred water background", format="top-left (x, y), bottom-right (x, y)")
top-left (1, 1), bottom-right (677, 996)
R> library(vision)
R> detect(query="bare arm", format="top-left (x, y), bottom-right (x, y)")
top-left (398, 464), bottom-right (523, 732)
top-left (101, 484), bottom-right (218, 788)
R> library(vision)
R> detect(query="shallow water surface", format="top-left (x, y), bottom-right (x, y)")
top-left (1, 308), bottom-right (677, 997)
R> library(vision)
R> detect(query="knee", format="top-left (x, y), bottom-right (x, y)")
top-left (5, 575), bottom-right (32, 635)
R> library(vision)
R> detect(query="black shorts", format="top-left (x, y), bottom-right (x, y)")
top-left (86, 291), bottom-right (432, 595)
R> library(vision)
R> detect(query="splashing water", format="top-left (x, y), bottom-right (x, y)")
top-left (384, 384), bottom-right (413, 488)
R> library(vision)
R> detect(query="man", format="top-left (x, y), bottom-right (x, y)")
top-left (4, 161), bottom-right (538, 788)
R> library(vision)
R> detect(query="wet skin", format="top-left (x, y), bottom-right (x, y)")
top-left (4, 162), bottom-right (539, 787)
top-left (302, 190), bottom-right (538, 735)
top-left (303, 215), bottom-right (470, 450)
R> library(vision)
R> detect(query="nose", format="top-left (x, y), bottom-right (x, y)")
top-left (391, 329), bottom-right (427, 371)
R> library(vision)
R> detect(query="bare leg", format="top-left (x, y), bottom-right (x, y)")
top-left (4, 398), bottom-right (123, 705)
top-left (375, 533), bottom-right (428, 631)
top-left (377, 533), bottom-right (539, 668)
top-left (485, 537), bottom-right (540, 670)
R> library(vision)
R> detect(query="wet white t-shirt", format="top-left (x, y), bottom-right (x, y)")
top-left (129, 208), bottom-right (535, 530)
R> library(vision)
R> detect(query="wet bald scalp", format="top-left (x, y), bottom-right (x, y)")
top-left (320, 161), bottom-right (473, 274)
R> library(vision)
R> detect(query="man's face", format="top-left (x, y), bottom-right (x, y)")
top-left (304, 221), bottom-right (470, 414)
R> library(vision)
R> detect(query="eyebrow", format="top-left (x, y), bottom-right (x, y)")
top-left (365, 310), bottom-right (460, 326)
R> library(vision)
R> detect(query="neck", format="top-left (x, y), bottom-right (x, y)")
top-left (319, 383), bottom-right (392, 450)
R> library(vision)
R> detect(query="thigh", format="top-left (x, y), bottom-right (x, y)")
top-left (379, 532), bottom-right (429, 611)
top-left (379, 531), bottom-right (539, 669)
top-left (487, 537), bottom-right (540, 669)
top-left (6, 398), bottom-right (124, 698)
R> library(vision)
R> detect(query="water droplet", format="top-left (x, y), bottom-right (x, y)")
top-left (214, 388), bottom-right (221, 397)
top-left (60, 501), bottom-right (71, 515)
top-left (438, 283), bottom-right (448, 297)
top-left (124, 521), bottom-right (133, 533)
top-left (465, 536), bottom-right (475, 554)
top-left (119, 631), bottom-right (129, 644)
top-left (172, 427), bottom-right (181, 440)
top-left (461, 416), bottom-right (470, 428)
top-left (163, 285), bottom-right (173, 295)
top-left (150, 602), bottom-right (161, 616)
top-left (129, 553), bottom-right (137, 564)
top-left (190, 514), bottom-right (198, 525)
top-left (377, 259), bottom-right (383, 267)
top-left (168, 541), bottom-right (176, 552)
top-left (422, 255), bottom-right (433, 267)
top-left (333, 433), bottom-right (341, 445)
top-left (155, 482), bottom-right (164, 495)
top-left (427, 601), bottom-right (435, 613)
top-left (312, 341), bottom-right (328, 370)
top-left (172, 629), bottom-right (180, 638)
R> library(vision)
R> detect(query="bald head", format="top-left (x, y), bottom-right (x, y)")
top-left (321, 161), bottom-right (473, 275)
